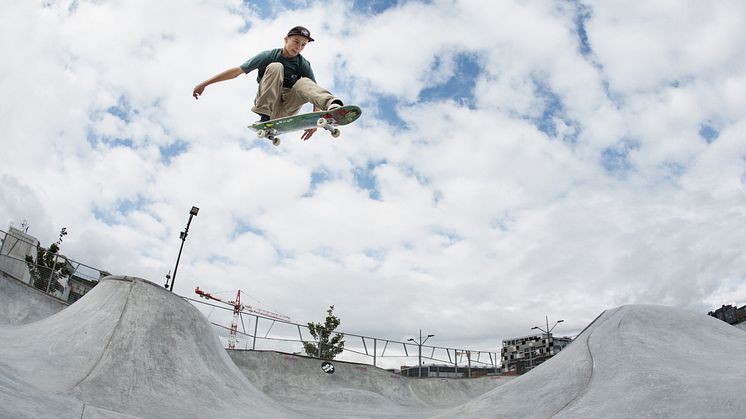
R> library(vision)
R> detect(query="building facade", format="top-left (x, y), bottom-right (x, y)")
top-left (400, 364), bottom-right (500, 378)
top-left (501, 333), bottom-right (572, 374)
top-left (0, 226), bottom-right (39, 284)
top-left (708, 304), bottom-right (746, 325)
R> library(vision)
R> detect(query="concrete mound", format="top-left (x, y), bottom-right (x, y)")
top-left (440, 304), bottom-right (746, 418)
top-left (0, 276), bottom-right (298, 418)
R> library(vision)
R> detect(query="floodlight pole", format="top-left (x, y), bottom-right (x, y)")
top-left (530, 316), bottom-right (564, 367)
top-left (168, 206), bottom-right (199, 292)
top-left (408, 329), bottom-right (434, 378)
top-left (531, 316), bottom-right (564, 339)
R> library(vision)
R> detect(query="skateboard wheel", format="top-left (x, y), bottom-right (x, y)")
top-left (270, 136), bottom-right (280, 146)
top-left (256, 129), bottom-right (267, 138)
top-left (316, 117), bottom-right (328, 128)
top-left (331, 128), bottom-right (341, 138)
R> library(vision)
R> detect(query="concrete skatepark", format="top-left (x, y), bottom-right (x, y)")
top-left (1, 274), bottom-right (745, 418)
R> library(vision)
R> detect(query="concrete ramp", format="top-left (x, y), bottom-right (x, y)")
top-left (0, 271), bottom-right (67, 325)
top-left (229, 350), bottom-right (508, 417)
top-left (440, 304), bottom-right (746, 418)
top-left (0, 276), bottom-right (298, 418)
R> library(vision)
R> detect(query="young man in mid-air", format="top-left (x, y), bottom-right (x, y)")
top-left (193, 26), bottom-right (344, 141)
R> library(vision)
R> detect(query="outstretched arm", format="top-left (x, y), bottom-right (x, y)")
top-left (193, 67), bottom-right (244, 99)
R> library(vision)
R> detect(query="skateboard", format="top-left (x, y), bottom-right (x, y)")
top-left (248, 105), bottom-right (362, 146)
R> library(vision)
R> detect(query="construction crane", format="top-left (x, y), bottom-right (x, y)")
top-left (194, 287), bottom-right (291, 350)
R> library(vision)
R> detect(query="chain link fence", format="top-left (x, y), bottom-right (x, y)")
top-left (0, 228), bottom-right (109, 304)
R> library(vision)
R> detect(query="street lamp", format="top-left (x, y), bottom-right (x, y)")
top-left (165, 206), bottom-right (199, 292)
top-left (531, 316), bottom-right (564, 338)
top-left (407, 329), bottom-right (434, 378)
top-left (531, 316), bottom-right (564, 366)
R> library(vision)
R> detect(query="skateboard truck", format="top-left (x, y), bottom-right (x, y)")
top-left (316, 117), bottom-right (341, 138)
top-left (255, 128), bottom-right (281, 146)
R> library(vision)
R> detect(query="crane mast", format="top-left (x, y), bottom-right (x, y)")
top-left (195, 287), bottom-right (291, 350)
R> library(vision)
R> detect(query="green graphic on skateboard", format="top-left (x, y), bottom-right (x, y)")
top-left (248, 105), bottom-right (362, 146)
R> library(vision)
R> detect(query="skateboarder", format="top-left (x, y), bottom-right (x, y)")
top-left (193, 26), bottom-right (344, 141)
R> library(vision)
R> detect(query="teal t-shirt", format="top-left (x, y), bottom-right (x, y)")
top-left (240, 48), bottom-right (316, 88)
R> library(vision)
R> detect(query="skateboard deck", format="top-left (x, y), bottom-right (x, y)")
top-left (248, 105), bottom-right (362, 146)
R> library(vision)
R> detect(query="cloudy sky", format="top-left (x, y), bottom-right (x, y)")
top-left (2, 0), bottom-right (745, 362)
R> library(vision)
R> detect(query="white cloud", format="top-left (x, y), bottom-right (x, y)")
top-left (587, 1), bottom-right (746, 93)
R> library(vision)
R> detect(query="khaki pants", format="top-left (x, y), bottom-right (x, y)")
top-left (252, 62), bottom-right (338, 119)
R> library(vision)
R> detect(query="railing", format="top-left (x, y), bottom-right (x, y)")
top-left (186, 295), bottom-right (501, 375)
top-left (0, 228), bottom-right (109, 303)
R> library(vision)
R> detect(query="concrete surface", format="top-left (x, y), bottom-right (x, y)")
top-left (1, 273), bottom-right (745, 418)
top-left (229, 350), bottom-right (508, 417)
top-left (0, 276), bottom-right (298, 418)
top-left (0, 270), bottom-right (67, 325)
top-left (439, 305), bottom-right (746, 418)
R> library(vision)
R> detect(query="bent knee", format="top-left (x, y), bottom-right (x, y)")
top-left (294, 77), bottom-right (316, 88)
top-left (265, 62), bottom-right (284, 74)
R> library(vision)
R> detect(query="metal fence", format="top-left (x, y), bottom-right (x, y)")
top-left (0, 228), bottom-right (109, 304)
top-left (186, 295), bottom-right (502, 376)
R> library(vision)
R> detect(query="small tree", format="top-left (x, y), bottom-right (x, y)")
top-left (303, 305), bottom-right (346, 360)
top-left (25, 227), bottom-right (71, 293)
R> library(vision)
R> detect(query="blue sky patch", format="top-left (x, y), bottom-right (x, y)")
top-left (87, 130), bottom-right (134, 149)
top-left (108, 138), bottom-right (133, 148)
top-left (93, 208), bottom-right (116, 226)
top-left (87, 97), bottom-right (137, 149)
top-left (159, 140), bottom-right (188, 164)
top-left (116, 197), bottom-right (146, 215)
top-left (572, 1), bottom-right (593, 57)
top-left (698, 122), bottom-right (719, 143)
top-left (232, 220), bottom-right (264, 239)
top-left (433, 228), bottom-right (462, 246)
top-left (93, 196), bottom-right (146, 226)
top-left (532, 79), bottom-right (564, 137)
top-left (311, 169), bottom-right (331, 186)
top-left (526, 78), bottom-right (581, 143)
top-left (375, 94), bottom-right (406, 127)
top-left (107, 97), bottom-right (132, 123)
top-left (601, 139), bottom-right (639, 176)
top-left (353, 0), bottom-right (401, 15)
top-left (659, 161), bottom-right (687, 183)
top-left (242, 0), bottom-right (282, 19)
top-left (303, 169), bottom-right (331, 197)
top-left (564, 3), bottom-right (626, 110)
top-left (419, 53), bottom-right (480, 108)
top-left (354, 162), bottom-right (383, 200)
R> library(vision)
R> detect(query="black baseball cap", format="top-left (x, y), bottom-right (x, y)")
top-left (287, 26), bottom-right (314, 42)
